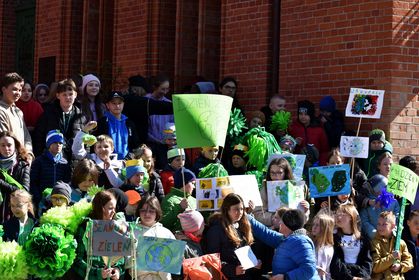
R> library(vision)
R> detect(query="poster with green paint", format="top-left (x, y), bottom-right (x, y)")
top-left (308, 164), bottom-right (351, 198)
top-left (266, 180), bottom-right (306, 212)
top-left (173, 94), bottom-right (233, 148)
top-left (387, 163), bottom-right (419, 204)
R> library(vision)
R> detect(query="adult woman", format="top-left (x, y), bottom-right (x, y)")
top-left (73, 190), bottom-right (125, 279)
top-left (203, 193), bottom-right (257, 279)
top-left (131, 195), bottom-right (175, 279)
top-left (0, 131), bottom-right (30, 224)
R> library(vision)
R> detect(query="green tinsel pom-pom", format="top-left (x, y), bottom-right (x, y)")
top-left (245, 170), bottom-right (265, 190)
top-left (87, 184), bottom-right (104, 198)
top-left (0, 224), bottom-right (3, 238)
top-left (198, 163), bottom-right (229, 178)
top-left (67, 199), bottom-right (92, 234)
top-left (270, 110), bottom-right (291, 133)
top-left (227, 108), bottom-right (247, 147)
top-left (24, 224), bottom-right (77, 280)
top-left (0, 241), bottom-right (28, 280)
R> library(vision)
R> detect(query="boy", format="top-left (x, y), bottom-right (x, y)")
top-left (30, 129), bottom-right (71, 206)
top-left (372, 211), bottom-right (413, 280)
top-left (402, 210), bottom-right (419, 280)
top-left (120, 159), bottom-right (147, 196)
top-left (50, 181), bottom-right (72, 207)
top-left (227, 144), bottom-right (248, 175)
top-left (160, 147), bottom-right (185, 194)
top-left (124, 190), bottom-right (142, 221)
top-left (362, 129), bottom-right (393, 178)
top-left (95, 91), bottom-right (140, 160)
top-left (319, 95), bottom-right (345, 148)
top-left (192, 146), bottom-right (222, 176)
top-left (0, 72), bottom-right (33, 156)
top-left (260, 95), bottom-right (286, 131)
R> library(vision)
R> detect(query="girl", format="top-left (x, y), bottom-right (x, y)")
top-left (80, 74), bottom-right (105, 122)
top-left (203, 193), bottom-right (257, 279)
top-left (70, 159), bottom-right (100, 203)
top-left (0, 131), bottom-right (30, 223)
top-left (33, 83), bottom-right (50, 106)
top-left (73, 190), bottom-right (125, 279)
top-left (130, 195), bottom-right (175, 279)
top-left (3, 189), bottom-right (36, 245)
top-left (330, 204), bottom-right (372, 280)
top-left (15, 81), bottom-right (44, 133)
top-left (310, 214), bottom-right (334, 280)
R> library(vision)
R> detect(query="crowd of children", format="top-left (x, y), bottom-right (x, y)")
top-left (0, 71), bottom-right (418, 280)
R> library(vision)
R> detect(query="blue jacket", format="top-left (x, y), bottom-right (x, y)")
top-left (248, 215), bottom-right (319, 279)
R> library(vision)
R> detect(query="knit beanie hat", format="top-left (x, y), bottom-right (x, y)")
top-left (51, 181), bottom-right (72, 203)
top-left (81, 74), bottom-right (101, 92)
top-left (369, 174), bottom-right (388, 194)
top-left (298, 100), bottom-right (315, 119)
top-left (231, 144), bottom-right (248, 159)
top-left (319, 96), bottom-right (336, 112)
top-left (281, 209), bottom-right (305, 231)
top-left (369, 129), bottom-right (386, 144)
top-left (174, 167), bottom-right (196, 188)
top-left (178, 210), bottom-right (204, 233)
top-left (128, 75), bottom-right (149, 89)
top-left (279, 135), bottom-right (297, 151)
top-left (167, 148), bottom-right (185, 162)
top-left (125, 190), bottom-right (141, 205)
top-left (125, 159), bottom-right (147, 180)
top-left (46, 129), bottom-right (64, 148)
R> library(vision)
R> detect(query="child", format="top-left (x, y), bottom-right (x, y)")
top-left (30, 129), bottom-right (71, 206)
top-left (160, 147), bottom-right (185, 194)
top-left (192, 146), bottom-right (221, 176)
top-left (371, 211), bottom-right (413, 279)
top-left (310, 214), bottom-right (334, 280)
top-left (80, 74), bottom-right (105, 122)
top-left (279, 135), bottom-right (297, 153)
top-left (124, 190), bottom-right (141, 221)
top-left (120, 159), bottom-right (147, 196)
top-left (153, 122), bottom-right (178, 170)
top-left (248, 110), bottom-right (266, 129)
top-left (72, 123), bottom-right (124, 189)
top-left (15, 81), bottom-right (44, 134)
top-left (362, 129), bottom-right (393, 178)
top-left (319, 96), bottom-right (345, 149)
top-left (176, 210), bottom-right (205, 258)
top-left (38, 180), bottom-right (73, 216)
top-left (3, 189), bottom-right (36, 245)
top-left (70, 159), bottom-right (99, 203)
top-left (95, 91), bottom-right (140, 160)
top-left (227, 144), bottom-right (248, 175)
top-left (402, 210), bottom-right (419, 280)
top-left (260, 95), bottom-right (286, 131)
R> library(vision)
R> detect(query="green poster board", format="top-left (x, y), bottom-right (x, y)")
top-left (387, 163), bottom-right (419, 204)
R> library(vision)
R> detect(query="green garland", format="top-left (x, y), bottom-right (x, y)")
top-left (0, 241), bottom-right (28, 280)
top-left (198, 163), bottom-right (229, 178)
top-left (270, 110), bottom-right (291, 133)
top-left (24, 224), bottom-right (77, 280)
top-left (227, 108), bottom-right (247, 147)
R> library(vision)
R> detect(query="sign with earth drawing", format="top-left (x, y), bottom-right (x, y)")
top-left (308, 164), bottom-right (351, 198)
top-left (136, 236), bottom-right (186, 275)
top-left (345, 88), bottom-right (385, 119)
top-left (340, 136), bottom-right (369, 159)
top-left (266, 180), bottom-right (306, 212)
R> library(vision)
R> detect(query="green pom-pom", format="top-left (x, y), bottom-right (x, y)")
top-left (24, 224), bottom-right (77, 279)
top-left (0, 241), bottom-right (28, 280)
top-left (87, 184), bottom-right (104, 198)
top-left (82, 134), bottom-right (97, 147)
top-left (228, 108), bottom-right (247, 146)
top-left (245, 170), bottom-right (265, 190)
top-left (42, 188), bottom-right (52, 198)
top-left (0, 224), bottom-right (3, 238)
top-left (198, 163), bottom-right (229, 178)
top-left (67, 199), bottom-right (92, 234)
top-left (270, 110), bottom-right (291, 133)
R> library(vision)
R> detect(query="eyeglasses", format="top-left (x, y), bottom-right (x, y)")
top-left (139, 208), bottom-right (156, 215)
top-left (270, 171), bottom-right (284, 176)
top-left (50, 196), bottom-right (68, 203)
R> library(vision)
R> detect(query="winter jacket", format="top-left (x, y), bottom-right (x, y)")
top-left (361, 143), bottom-right (393, 179)
top-left (160, 165), bottom-right (176, 195)
top-left (402, 228), bottom-right (418, 280)
top-left (320, 110), bottom-right (345, 148)
top-left (330, 233), bottom-right (372, 280)
top-left (30, 150), bottom-right (71, 205)
top-left (160, 187), bottom-right (196, 232)
top-left (192, 155), bottom-right (220, 177)
top-left (0, 159), bottom-right (30, 224)
top-left (248, 215), bottom-right (319, 279)
top-left (360, 200), bottom-right (400, 240)
top-left (16, 98), bottom-right (44, 129)
top-left (371, 234), bottom-right (413, 280)
top-left (3, 215), bottom-right (36, 245)
top-left (147, 171), bottom-right (165, 203)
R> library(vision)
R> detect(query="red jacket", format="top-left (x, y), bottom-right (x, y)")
top-left (290, 121), bottom-right (330, 165)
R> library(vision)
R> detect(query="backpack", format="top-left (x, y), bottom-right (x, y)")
top-left (182, 253), bottom-right (227, 280)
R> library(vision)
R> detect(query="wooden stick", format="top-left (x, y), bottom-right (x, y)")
top-left (351, 117), bottom-right (363, 182)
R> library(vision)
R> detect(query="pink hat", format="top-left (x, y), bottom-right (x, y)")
top-left (178, 210), bottom-right (204, 233)
top-left (81, 74), bottom-right (101, 92)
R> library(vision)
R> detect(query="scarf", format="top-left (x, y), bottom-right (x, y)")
top-left (184, 231), bottom-right (202, 243)
top-left (105, 111), bottom-right (129, 160)
top-left (46, 151), bottom-right (63, 164)
top-left (0, 153), bottom-right (17, 171)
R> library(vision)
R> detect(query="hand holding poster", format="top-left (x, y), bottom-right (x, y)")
top-left (309, 164), bottom-right (351, 198)
top-left (340, 136), bottom-right (369, 158)
top-left (345, 88), bottom-right (385, 119)
top-left (266, 180), bottom-right (306, 212)
top-left (387, 163), bottom-right (419, 204)
top-left (173, 94), bottom-right (233, 148)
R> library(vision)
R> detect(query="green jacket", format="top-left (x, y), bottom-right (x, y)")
top-left (160, 187), bottom-right (196, 232)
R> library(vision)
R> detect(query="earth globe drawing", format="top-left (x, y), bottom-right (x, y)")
top-left (145, 243), bottom-right (173, 270)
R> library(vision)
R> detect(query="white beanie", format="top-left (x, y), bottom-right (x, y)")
top-left (81, 74), bottom-right (101, 92)
top-left (178, 210), bottom-right (204, 233)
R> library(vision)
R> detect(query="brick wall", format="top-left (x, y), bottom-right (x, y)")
top-left (0, 1), bottom-right (16, 76)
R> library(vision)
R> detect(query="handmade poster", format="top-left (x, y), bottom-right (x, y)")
top-left (340, 136), bottom-right (369, 159)
top-left (235, 246), bottom-right (258, 270)
top-left (91, 220), bottom-right (131, 256)
top-left (196, 175), bottom-right (262, 211)
top-left (345, 87), bottom-right (385, 119)
top-left (267, 153), bottom-right (306, 179)
top-left (136, 236), bottom-right (186, 275)
top-left (309, 164), bottom-right (351, 198)
top-left (387, 164), bottom-right (419, 204)
top-left (266, 180), bottom-right (306, 212)
top-left (173, 94), bottom-right (233, 148)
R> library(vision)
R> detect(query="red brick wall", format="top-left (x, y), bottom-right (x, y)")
top-left (0, 1), bottom-right (17, 76)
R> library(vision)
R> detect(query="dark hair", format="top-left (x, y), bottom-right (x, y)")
top-left (72, 159), bottom-right (99, 186)
top-left (23, 81), bottom-right (34, 91)
top-left (90, 190), bottom-right (116, 219)
top-left (81, 80), bottom-right (104, 121)
top-left (399, 156), bottom-right (417, 172)
top-left (135, 195), bottom-right (163, 222)
top-left (266, 158), bottom-right (294, 181)
top-left (1, 72), bottom-right (24, 88)
top-left (282, 209), bottom-right (305, 231)
top-left (152, 74), bottom-right (170, 89)
top-left (56, 79), bottom-right (77, 93)
top-left (0, 131), bottom-right (30, 162)
top-left (408, 209), bottom-right (419, 220)
top-left (219, 76), bottom-right (237, 89)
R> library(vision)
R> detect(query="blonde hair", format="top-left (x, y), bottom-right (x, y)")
top-left (379, 211), bottom-right (396, 225)
top-left (336, 204), bottom-right (361, 239)
top-left (10, 189), bottom-right (34, 217)
top-left (312, 214), bottom-right (334, 249)
top-left (95, 134), bottom-right (114, 148)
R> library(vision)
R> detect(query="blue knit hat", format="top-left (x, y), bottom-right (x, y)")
top-left (46, 129), bottom-right (64, 148)
top-left (174, 167), bottom-right (196, 188)
top-left (319, 96), bottom-right (336, 112)
top-left (125, 159), bottom-right (147, 179)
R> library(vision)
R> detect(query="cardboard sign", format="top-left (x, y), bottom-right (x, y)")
top-left (173, 94), bottom-right (233, 148)
top-left (266, 180), bottom-right (306, 212)
top-left (196, 175), bottom-right (262, 211)
top-left (345, 88), bottom-right (385, 119)
top-left (340, 136), bottom-right (369, 159)
top-left (235, 246), bottom-right (258, 270)
top-left (136, 236), bottom-right (186, 275)
top-left (308, 164), bottom-right (351, 198)
top-left (267, 153), bottom-right (306, 180)
top-left (91, 220), bottom-right (131, 256)
top-left (387, 164), bottom-right (419, 204)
